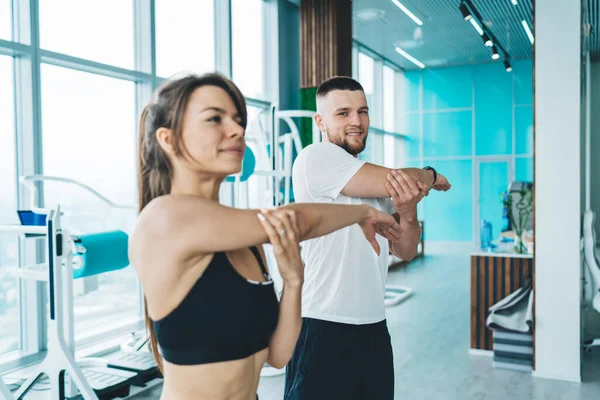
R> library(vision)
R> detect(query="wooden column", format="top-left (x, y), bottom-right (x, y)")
top-left (299, 0), bottom-right (352, 147)
top-left (300, 0), bottom-right (352, 88)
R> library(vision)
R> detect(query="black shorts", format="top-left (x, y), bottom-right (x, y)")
top-left (284, 318), bottom-right (394, 400)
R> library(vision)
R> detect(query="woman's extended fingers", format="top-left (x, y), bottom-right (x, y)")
top-left (258, 211), bottom-right (281, 249)
top-left (278, 210), bottom-right (297, 243)
top-left (288, 210), bottom-right (300, 236)
top-left (260, 209), bottom-right (288, 245)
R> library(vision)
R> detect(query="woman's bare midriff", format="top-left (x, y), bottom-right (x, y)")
top-left (159, 348), bottom-right (269, 400)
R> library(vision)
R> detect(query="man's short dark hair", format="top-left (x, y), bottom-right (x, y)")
top-left (316, 76), bottom-right (364, 98)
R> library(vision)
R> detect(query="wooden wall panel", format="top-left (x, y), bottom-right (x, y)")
top-left (300, 0), bottom-right (352, 88)
top-left (470, 255), bottom-right (534, 351)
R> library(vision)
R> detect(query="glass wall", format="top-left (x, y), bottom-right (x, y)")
top-left (402, 60), bottom-right (534, 242)
top-left (0, 55), bottom-right (19, 357)
top-left (0, 0), bottom-right (278, 370)
top-left (232, 0), bottom-right (266, 99)
top-left (354, 47), bottom-right (406, 168)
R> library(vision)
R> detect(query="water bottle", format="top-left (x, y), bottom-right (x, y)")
top-left (481, 220), bottom-right (492, 250)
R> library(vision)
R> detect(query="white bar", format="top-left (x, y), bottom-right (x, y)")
top-left (394, 47), bottom-right (425, 69)
top-left (0, 225), bottom-right (46, 234)
top-left (470, 18), bottom-right (484, 35)
top-left (4, 266), bottom-right (49, 282)
top-left (390, 0), bottom-right (423, 26)
top-left (470, 251), bottom-right (533, 259)
top-left (276, 110), bottom-right (315, 119)
top-left (522, 20), bottom-right (534, 44)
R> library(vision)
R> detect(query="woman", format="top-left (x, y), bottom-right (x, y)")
top-left (128, 73), bottom-right (401, 400)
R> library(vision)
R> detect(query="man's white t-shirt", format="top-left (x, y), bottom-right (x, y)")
top-left (292, 142), bottom-right (395, 325)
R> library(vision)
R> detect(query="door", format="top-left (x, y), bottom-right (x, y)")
top-left (475, 158), bottom-right (513, 246)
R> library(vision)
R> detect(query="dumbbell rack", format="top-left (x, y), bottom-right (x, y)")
top-left (0, 207), bottom-right (134, 400)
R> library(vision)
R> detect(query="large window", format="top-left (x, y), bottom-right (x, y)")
top-left (39, 0), bottom-right (135, 69)
top-left (40, 64), bottom-right (139, 339)
top-left (357, 52), bottom-right (375, 162)
top-left (0, 0), bottom-right (11, 41)
top-left (383, 65), bottom-right (396, 167)
top-left (0, 56), bottom-right (20, 356)
top-left (0, 0), bottom-right (279, 372)
top-left (155, 0), bottom-right (215, 78)
top-left (358, 52), bottom-right (375, 109)
top-left (232, 0), bottom-right (266, 99)
top-left (354, 47), bottom-right (405, 167)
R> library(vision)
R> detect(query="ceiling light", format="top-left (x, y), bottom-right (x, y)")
top-left (390, 0), bottom-right (423, 26)
top-left (482, 32), bottom-right (493, 46)
top-left (521, 20), bottom-right (534, 44)
top-left (355, 8), bottom-right (386, 22)
top-left (395, 47), bottom-right (425, 69)
top-left (491, 46), bottom-right (500, 60)
top-left (511, 0), bottom-right (518, 5)
top-left (459, 2), bottom-right (472, 21)
top-left (504, 59), bottom-right (513, 72)
top-left (469, 18), bottom-right (484, 35)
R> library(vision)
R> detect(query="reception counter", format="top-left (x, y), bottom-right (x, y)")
top-left (470, 250), bottom-right (534, 353)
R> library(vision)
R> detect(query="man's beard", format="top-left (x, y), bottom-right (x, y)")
top-left (326, 130), bottom-right (367, 156)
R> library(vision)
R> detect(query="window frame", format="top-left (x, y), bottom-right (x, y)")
top-left (0, 0), bottom-right (279, 374)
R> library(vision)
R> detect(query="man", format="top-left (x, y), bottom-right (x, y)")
top-left (284, 76), bottom-right (450, 400)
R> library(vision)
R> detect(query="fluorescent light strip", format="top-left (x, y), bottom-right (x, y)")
top-left (521, 20), bottom-right (534, 44)
top-left (391, 0), bottom-right (423, 26)
top-left (511, 0), bottom-right (518, 5)
top-left (469, 18), bottom-right (484, 35)
top-left (395, 47), bottom-right (425, 69)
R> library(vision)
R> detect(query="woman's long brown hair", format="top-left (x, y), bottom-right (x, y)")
top-left (137, 73), bottom-right (247, 373)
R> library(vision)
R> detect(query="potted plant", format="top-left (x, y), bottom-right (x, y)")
top-left (502, 188), bottom-right (533, 254)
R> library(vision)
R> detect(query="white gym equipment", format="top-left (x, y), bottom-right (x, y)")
top-left (248, 105), bottom-right (321, 378)
top-left (582, 51), bottom-right (600, 352)
top-left (0, 176), bottom-right (154, 400)
top-left (224, 104), bottom-right (319, 209)
top-left (582, 211), bottom-right (600, 351)
top-left (384, 285), bottom-right (414, 307)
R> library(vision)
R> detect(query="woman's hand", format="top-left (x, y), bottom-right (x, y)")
top-left (258, 209), bottom-right (304, 287)
top-left (358, 206), bottom-right (402, 256)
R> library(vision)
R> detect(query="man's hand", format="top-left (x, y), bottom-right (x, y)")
top-left (429, 172), bottom-right (451, 192)
top-left (385, 170), bottom-right (425, 221)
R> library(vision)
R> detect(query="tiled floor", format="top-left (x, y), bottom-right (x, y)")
top-left (10, 243), bottom-right (600, 399)
top-left (254, 242), bottom-right (600, 400)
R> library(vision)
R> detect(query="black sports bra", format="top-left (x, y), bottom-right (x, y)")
top-left (153, 247), bottom-right (279, 365)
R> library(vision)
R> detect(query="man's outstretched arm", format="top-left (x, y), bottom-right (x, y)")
top-left (341, 163), bottom-right (450, 199)
top-left (385, 170), bottom-right (423, 261)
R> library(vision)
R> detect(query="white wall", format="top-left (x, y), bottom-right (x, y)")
top-left (534, 0), bottom-right (582, 382)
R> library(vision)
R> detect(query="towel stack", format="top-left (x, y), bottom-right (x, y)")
top-left (486, 277), bottom-right (534, 372)
top-left (492, 329), bottom-right (533, 372)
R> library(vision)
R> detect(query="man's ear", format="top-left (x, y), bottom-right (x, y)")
top-left (156, 127), bottom-right (175, 155)
top-left (314, 113), bottom-right (325, 132)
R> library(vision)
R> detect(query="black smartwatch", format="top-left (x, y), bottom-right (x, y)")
top-left (423, 166), bottom-right (437, 185)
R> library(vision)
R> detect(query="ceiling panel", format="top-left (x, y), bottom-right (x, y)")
top-left (352, 0), bottom-right (534, 70)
